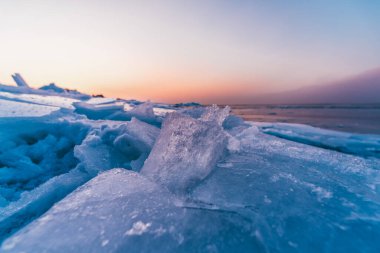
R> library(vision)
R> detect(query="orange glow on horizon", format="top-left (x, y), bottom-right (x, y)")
top-left (90, 75), bottom-right (266, 104)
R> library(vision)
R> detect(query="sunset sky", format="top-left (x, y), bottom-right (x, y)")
top-left (1, 0), bottom-right (379, 103)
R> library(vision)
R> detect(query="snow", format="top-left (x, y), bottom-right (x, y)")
top-left (1, 80), bottom-right (380, 252)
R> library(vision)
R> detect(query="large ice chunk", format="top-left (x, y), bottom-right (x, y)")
top-left (141, 112), bottom-right (227, 193)
top-left (1, 169), bottom-right (258, 253)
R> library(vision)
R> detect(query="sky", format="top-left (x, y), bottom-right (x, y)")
top-left (0, 0), bottom-right (379, 103)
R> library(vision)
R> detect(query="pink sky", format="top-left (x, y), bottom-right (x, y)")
top-left (1, 1), bottom-right (379, 103)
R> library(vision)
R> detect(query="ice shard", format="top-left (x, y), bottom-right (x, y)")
top-left (11, 73), bottom-right (29, 88)
top-left (141, 111), bottom-right (227, 193)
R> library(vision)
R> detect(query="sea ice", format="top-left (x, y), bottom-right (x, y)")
top-left (73, 101), bottom-right (125, 120)
top-left (1, 83), bottom-right (380, 253)
top-left (0, 99), bottom-right (59, 117)
top-left (11, 73), bottom-right (29, 88)
top-left (75, 117), bottom-right (159, 173)
top-left (257, 122), bottom-right (380, 158)
top-left (1, 169), bottom-right (259, 253)
top-left (141, 111), bottom-right (227, 193)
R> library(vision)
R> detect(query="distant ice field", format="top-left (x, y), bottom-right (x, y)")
top-left (230, 104), bottom-right (380, 135)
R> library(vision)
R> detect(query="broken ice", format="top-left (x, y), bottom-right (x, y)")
top-left (0, 75), bottom-right (380, 253)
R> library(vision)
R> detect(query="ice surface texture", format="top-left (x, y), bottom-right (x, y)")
top-left (2, 169), bottom-right (259, 253)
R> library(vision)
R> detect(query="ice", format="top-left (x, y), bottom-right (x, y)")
top-left (73, 101), bottom-right (125, 120)
top-left (0, 91), bottom-right (79, 109)
top-left (152, 107), bottom-right (176, 117)
top-left (11, 73), bottom-right (29, 88)
top-left (1, 81), bottom-right (380, 252)
top-left (1, 169), bottom-right (258, 253)
top-left (0, 168), bottom-right (90, 242)
top-left (0, 99), bottom-right (60, 117)
top-left (257, 122), bottom-right (380, 158)
top-left (141, 111), bottom-right (227, 193)
top-left (191, 125), bottom-right (380, 252)
top-left (200, 104), bottom-right (230, 125)
top-left (0, 83), bottom-right (89, 101)
top-left (75, 117), bottom-right (159, 173)
top-left (73, 101), bottom-right (163, 125)
top-left (129, 101), bottom-right (155, 119)
top-left (85, 97), bottom-right (117, 105)
top-left (38, 83), bottom-right (91, 100)
top-left (0, 116), bottom-right (92, 240)
top-left (0, 117), bottom-right (89, 202)
top-left (109, 101), bottom-right (161, 125)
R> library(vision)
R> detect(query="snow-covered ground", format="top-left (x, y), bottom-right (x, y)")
top-left (0, 82), bottom-right (379, 253)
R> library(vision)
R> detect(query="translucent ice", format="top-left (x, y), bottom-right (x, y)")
top-left (199, 104), bottom-right (230, 125)
top-left (141, 112), bottom-right (227, 193)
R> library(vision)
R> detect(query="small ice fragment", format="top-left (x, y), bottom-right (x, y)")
top-left (125, 221), bottom-right (152, 236)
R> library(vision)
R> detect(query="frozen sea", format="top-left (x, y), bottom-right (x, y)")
top-left (230, 104), bottom-right (380, 135)
top-left (0, 84), bottom-right (379, 253)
